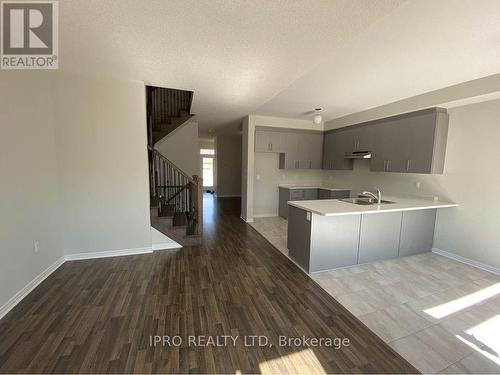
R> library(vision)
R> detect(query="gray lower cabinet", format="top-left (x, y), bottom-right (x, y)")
top-left (287, 206), bottom-right (312, 271)
top-left (358, 212), bottom-right (402, 263)
top-left (279, 188), bottom-right (319, 218)
top-left (399, 209), bottom-right (437, 256)
top-left (287, 207), bottom-right (438, 273)
top-left (318, 189), bottom-right (351, 199)
top-left (309, 214), bottom-right (361, 272)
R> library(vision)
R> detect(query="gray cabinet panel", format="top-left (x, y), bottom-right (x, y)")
top-left (303, 189), bottom-right (318, 200)
top-left (330, 190), bottom-right (351, 199)
top-left (255, 130), bottom-right (271, 152)
top-left (332, 130), bottom-right (354, 170)
top-left (318, 189), bottom-right (351, 199)
top-left (403, 112), bottom-right (438, 173)
top-left (308, 133), bottom-right (324, 169)
top-left (287, 206), bottom-right (312, 271)
top-left (399, 209), bottom-right (436, 256)
top-left (279, 188), bottom-right (320, 218)
top-left (323, 131), bottom-right (354, 170)
top-left (309, 214), bottom-right (360, 272)
top-left (318, 189), bottom-right (332, 199)
top-left (255, 130), bottom-right (285, 153)
top-left (371, 120), bottom-right (406, 172)
top-left (269, 131), bottom-right (285, 153)
top-left (279, 132), bottom-right (324, 170)
top-left (322, 132), bottom-right (335, 169)
top-left (278, 188), bottom-right (289, 219)
top-left (359, 212), bottom-right (402, 263)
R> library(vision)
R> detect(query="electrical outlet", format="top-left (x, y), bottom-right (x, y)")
top-left (415, 181), bottom-right (421, 189)
top-left (34, 240), bottom-right (40, 253)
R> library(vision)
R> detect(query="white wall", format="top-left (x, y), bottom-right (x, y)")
top-left (325, 73), bottom-right (500, 130)
top-left (241, 115), bottom-right (324, 221)
top-left (0, 72), bottom-right (63, 310)
top-left (155, 121), bottom-right (200, 177)
top-left (322, 99), bottom-right (500, 269)
top-left (54, 73), bottom-right (152, 255)
top-left (216, 135), bottom-right (242, 197)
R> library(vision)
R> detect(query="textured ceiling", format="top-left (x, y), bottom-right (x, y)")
top-left (58, 0), bottom-right (500, 135)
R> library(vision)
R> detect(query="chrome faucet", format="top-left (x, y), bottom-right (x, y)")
top-left (361, 187), bottom-right (382, 204)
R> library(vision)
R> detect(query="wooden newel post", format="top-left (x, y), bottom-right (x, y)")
top-left (192, 175), bottom-right (203, 236)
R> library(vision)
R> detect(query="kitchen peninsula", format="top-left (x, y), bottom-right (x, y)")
top-left (287, 196), bottom-right (457, 273)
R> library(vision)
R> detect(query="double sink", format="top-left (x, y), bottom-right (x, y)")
top-left (340, 197), bottom-right (396, 206)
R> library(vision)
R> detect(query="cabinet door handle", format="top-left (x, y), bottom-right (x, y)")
top-left (270, 143), bottom-right (273, 151)
top-left (387, 160), bottom-right (390, 172)
top-left (406, 159), bottom-right (411, 171)
top-left (383, 160), bottom-right (387, 171)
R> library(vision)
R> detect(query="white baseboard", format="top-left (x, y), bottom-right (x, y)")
top-left (253, 213), bottom-right (279, 218)
top-left (151, 227), bottom-right (181, 250)
top-left (0, 255), bottom-right (66, 320)
top-left (152, 243), bottom-right (181, 251)
top-left (432, 248), bottom-right (500, 276)
top-left (65, 247), bottom-right (153, 261)
top-left (240, 216), bottom-right (253, 223)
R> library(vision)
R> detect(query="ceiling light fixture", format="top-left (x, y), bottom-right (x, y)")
top-left (313, 108), bottom-right (323, 124)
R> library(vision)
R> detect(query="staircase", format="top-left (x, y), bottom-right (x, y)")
top-left (147, 86), bottom-right (194, 144)
top-left (146, 85), bottom-right (202, 246)
top-left (149, 149), bottom-right (203, 246)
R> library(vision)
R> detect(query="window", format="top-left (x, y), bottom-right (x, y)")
top-left (200, 149), bottom-right (215, 155)
top-left (202, 157), bottom-right (214, 187)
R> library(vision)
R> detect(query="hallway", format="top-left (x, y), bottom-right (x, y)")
top-left (0, 196), bottom-right (416, 373)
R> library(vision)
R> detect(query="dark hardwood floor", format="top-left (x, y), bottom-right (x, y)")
top-left (0, 195), bottom-right (418, 374)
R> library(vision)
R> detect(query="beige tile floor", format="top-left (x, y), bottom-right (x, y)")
top-left (250, 216), bottom-right (500, 374)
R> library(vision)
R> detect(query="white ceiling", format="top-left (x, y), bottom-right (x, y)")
top-left (59, 0), bottom-right (500, 135)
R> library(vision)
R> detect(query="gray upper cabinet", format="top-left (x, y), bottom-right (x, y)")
top-left (370, 119), bottom-right (406, 172)
top-left (371, 109), bottom-right (449, 174)
top-left (254, 130), bottom-right (285, 153)
top-left (347, 125), bottom-right (373, 152)
top-left (277, 130), bottom-right (323, 170)
top-left (322, 129), bottom-right (353, 170)
top-left (258, 108), bottom-right (449, 175)
top-left (255, 130), bottom-right (271, 152)
top-left (304, 133), bottom-right (324, 169)
top-left (322, 132), bottom-right (335, 169)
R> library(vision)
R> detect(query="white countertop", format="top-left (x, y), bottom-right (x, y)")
top-left (278, 184), bottom-right (351, 191)
top-left (287, 195), bottom-right (457, 216)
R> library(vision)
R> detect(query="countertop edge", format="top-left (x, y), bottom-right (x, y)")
top-left (287, 201), bottom-right (458, 216)
top-left (278, 185), bottom-right (352, 191)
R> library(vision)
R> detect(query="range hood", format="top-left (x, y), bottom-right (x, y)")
top-left (344, 151), bottom-right (372, 159)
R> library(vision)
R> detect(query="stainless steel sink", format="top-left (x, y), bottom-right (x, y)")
top-left (340, 198), bottom-right (396, 205)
